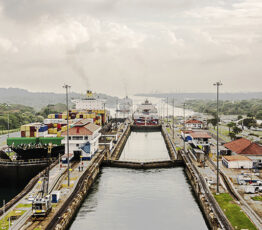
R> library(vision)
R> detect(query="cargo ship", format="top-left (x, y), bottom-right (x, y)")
top-left (133, 99), bottom-right (159, 126)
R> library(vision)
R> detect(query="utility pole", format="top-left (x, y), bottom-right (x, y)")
top-left (63, 84), bottom-right (71, 187)
top-left (183, 102), bottom-right (186, 153)
top-left (167, 97), bottom-right (169, 124)
top-left (5, 104), bottom-right (10, 154)
top-left (172, 98), bottom-right (175, 139)
top-left (213, 81), bottom-right (222, 194)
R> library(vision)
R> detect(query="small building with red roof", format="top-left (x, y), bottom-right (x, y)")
top-left (185, 119), bottom-right (203, 129)
top-left (61, 119), bottom-right (101, 160)
top-left (224, 138), bottom-right (262, 168)
top-left (222, 155), bottom-right (253, 169)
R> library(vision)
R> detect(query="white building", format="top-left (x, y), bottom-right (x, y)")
top-left (222, 155), bottom-right (253, 169)
top-left (71, 90), bottom-right (104, 110)
top-left (185, 119), bottom-right (204, 129)
top-left (61, 119), bottom-right (101, 160)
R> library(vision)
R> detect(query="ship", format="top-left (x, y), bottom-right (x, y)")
top-left (133, 99), bottom-right (159, 126)
top-left (116, 96), bottom-right (133, 118)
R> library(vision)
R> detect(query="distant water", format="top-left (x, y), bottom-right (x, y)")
top-left (70, 131), bottom-right (208, 230)
top-left (120, 132), bottom-right (170, 162)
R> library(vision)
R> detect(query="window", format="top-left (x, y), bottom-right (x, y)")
top-left (84, 136), bottom-right (88, 140)
top-left (72, 136), bottom-right (83, 140)
top-left (68, 137), bottom-right (71, 140)
top-left (76, 144), bottom-right (79, 147)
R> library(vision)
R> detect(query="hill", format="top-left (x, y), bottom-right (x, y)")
top-left (0, 88), bottom-right (119, 110)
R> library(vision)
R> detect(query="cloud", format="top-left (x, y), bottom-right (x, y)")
top-left (0, 0), bottom-right (262, 95)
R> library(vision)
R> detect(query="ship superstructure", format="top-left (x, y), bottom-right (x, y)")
top-left (133, 99), bottom-right (159, 126)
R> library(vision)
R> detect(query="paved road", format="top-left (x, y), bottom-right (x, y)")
top-left (0, 132), bottom-right (20, 146)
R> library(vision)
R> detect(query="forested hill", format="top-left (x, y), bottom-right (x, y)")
top-left (136, 92), bottom-right (262, 101)
top-left (184, 99), bottom-right (262, 119)
top-left (0, 88), bottom-right (118, 110)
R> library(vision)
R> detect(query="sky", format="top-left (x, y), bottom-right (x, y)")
top-left (0, 0), bottom-right (262, 96)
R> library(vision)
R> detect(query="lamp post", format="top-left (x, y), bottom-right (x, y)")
top-left (4, 104), bottom-right (10, 154)
top-left (213, 81), bottom-right (222, 194)
top-left (172, 98), bottom-right (175, 139)
top-left (63, 84), bottom-right (71, 187)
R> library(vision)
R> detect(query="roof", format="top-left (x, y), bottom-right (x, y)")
top-left (85, 123), bottom-right (101, 133)
top-left (74, 119), bottom-right (90, 126)
top-left (224, 138), bottom-right (262, 156)
top-left (223, 155), bottom-right (252, 162)
top-left (61, 122), bottom-right (101, 136)
top-left (186, 119), bottom-right (203, 124)
top-left (190, 132), bottom-right (211, 139)
top-left (61, 126), bottom-right (92, 136)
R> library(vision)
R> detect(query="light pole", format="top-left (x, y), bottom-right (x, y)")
top-left (213, 81), bottom-right (222, 194)
top-left (63, 84), bottom-right (71, 187)
top-left (5, 104), bottom-right (10, 154)
top-left (167, 97), bottom-right (169, 124)
top-left (172, 98), bottom-right (175, 139)
top-left (183, 102), bottom-right (186, 153)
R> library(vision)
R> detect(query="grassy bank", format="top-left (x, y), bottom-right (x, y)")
top-left (214, 193), bottom-right (257, 230)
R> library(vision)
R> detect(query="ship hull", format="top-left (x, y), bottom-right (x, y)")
top-left (0, 161), bottom-right (48, 186)
top-left (12, 145), bottom-right (65, 160)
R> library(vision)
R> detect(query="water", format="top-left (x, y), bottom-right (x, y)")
top-left (70, 168), bottom-right (208, 230)
top-left (0, 185), bottom-right (24, 207)
top-left (70, 131), bottom-right (208, 230)
top-left (120, 132), bottom-right (170, 162)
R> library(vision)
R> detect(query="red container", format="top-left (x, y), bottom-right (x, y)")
top-left (21, 131), bottom-right (25, 137)
top-left (58, 114), bottom-right (62, 119)
top-left (57, 123), bottom-right (61, 129)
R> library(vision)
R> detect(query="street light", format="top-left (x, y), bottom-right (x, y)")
top-left (213, 81), bottom-right (222, 194)
top-left (63, 84), bottom-right (71, 187)
top-left (4, 104), bottom-right (10, 154)
top-left (183, 102), bottom-right (186, 153)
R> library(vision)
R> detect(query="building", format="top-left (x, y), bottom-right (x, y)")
top-left (224, 138), bottom-right (262, 160)
top-left (61, 119), bottom-right (101, 160)
top-left (222, 155), bottom-right (253, 169)
top-left (185, 119), bottom-right (204, 129)
top-left (71, 90), bottom-right (105, 110)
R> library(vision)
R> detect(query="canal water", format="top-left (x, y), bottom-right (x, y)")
top-left (120, 132), bottom-right (170, 162)
top-left (70, 131), bottom-right (208, 230)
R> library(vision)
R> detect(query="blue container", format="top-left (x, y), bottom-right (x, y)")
top-left (55, 114), bottom-right (59, 119)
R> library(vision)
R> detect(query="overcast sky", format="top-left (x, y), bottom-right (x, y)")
top-left (0, 0), bottom-right (261, 96)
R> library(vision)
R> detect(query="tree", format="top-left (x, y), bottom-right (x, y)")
top-left (256, 111), bottom-right (262, 120)
top-left (229, 132), bottom-right (236, 140)
top-left (237, 115), bottom-right (243, 120)
top-left (243, 118), bottom-right (257, 129)
top-left (232, 126), bottom-right (242, 135)
top-left (227, 122), bottom-right (235, 133)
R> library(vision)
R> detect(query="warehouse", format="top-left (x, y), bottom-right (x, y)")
top-left (222, 155), bottom-right (253, 169)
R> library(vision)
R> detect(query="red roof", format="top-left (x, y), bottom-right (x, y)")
top-left (224, 138), bottom-right (262, 156)
top-left (61, 126), bottom-right (92, 136)
top-left (186, 119), bottom-right (203, 124)
top-left (190, 132), bottom-right (211, 139)
top-left (61, 123), bottom-right (101, 136)
top-left (223, 155), bottom-right (252, 162)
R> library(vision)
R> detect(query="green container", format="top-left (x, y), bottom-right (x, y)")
top-left (7, 137), bottom-right (37, 147)
top-left (7, 137), bottom-right (64, 147)
top-left (39, 137), bottom-right (64, 145)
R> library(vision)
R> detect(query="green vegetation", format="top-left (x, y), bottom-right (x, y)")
top-left (214, 193), bottom-right (256, 230)
top-left (0, 103), bottom-right (67, 131)
top-left (38, 103), bottom-right (67, 117)
top-left (251, 196), bottom-right (262, 201)
top-left (15, 203), bottom-right (32, 208)
top-left (0, 209), bottom-right (26, 229)
top-left (184, 99), bottom-right (262, 121)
